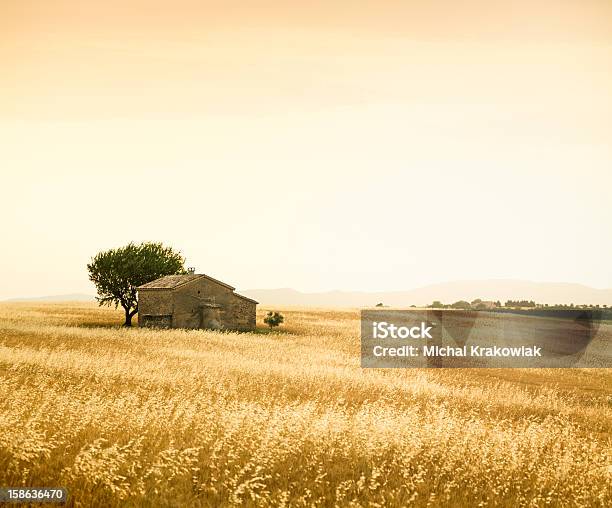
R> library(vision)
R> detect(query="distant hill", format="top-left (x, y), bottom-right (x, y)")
top-left (240, 280), bottom-right (612, 308)
top-left (5, 293), bottom-right (95, 302)
top-left (5, 280), bottom-right (611, 307)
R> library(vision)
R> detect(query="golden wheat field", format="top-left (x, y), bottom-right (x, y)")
top-left (0, 303), bottom-right (610, 507)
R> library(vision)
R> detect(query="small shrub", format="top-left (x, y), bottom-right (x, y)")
top-left (264, 311), bottom-right (284, 329)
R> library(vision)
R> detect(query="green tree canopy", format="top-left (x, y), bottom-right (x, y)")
top-left (451, 300), bottom-right (471, 309)
top-left (87, 242), bottom-right (185, 326)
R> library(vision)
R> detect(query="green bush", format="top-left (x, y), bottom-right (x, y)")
top-left (264, 311), bottom-right (284, 329)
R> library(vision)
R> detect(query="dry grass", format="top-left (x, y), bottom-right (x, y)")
top-left (0, 302), bottom-right (610, 507)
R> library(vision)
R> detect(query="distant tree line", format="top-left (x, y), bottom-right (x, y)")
top-left (422, 299), bottom-right (611, 320)
top-left (424, 299), bottom-right (609, 311)
top-left (428, 299), bottom-right (501, 310)
top-left (505, 300), bottom-right (536, 308)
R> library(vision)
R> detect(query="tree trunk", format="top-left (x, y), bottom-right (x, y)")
top-left (124, 307), bottom-right (133, 327)
top-left (122, 303), bottom-right (138, 327)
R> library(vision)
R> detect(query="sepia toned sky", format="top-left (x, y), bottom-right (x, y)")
top-left (1, 1), bottom-right (611, 298)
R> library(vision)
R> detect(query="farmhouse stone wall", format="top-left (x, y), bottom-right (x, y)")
top-left (139, 289), bottom-right (173, 328)
top-left (225, 297), bottom-right (257, 330)
top-left (140, 314), bottom-right (172, 328)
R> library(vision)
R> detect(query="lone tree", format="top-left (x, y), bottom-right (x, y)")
top-left (264, 311), bottom-right (284, 329)
top-left (87, 242), bottom-right (185, 326)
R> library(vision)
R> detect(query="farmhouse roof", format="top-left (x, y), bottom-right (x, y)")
top-left (137, 273), bottom-right (234, 291)
top-left (232, 292), bottom-right (259, 304)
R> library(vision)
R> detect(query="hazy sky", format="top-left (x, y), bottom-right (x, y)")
top-left (1, 1), bottom-right (611, 298)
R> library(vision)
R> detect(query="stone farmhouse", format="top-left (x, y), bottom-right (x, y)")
top-left (137, 272), bottom-right (257, 330)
